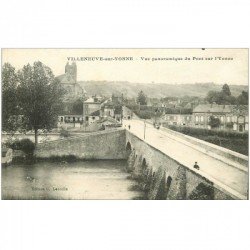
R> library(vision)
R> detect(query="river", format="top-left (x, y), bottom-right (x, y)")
top-left (1, 160), bottom-right (142, 200)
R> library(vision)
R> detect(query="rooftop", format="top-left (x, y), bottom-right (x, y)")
top-left (193, 104), bottom-right (235, 113)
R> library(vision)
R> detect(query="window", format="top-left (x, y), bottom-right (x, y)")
top-left (200, 116), bottom-right (204, 122)
top-left (220, 116), bottom-right (224, 122)
top-left (195, 116), bottom-right (199, 122)
top-left (227, 116), bottom-right (231, 123)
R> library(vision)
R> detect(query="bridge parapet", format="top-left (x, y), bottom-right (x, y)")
top-left (160, 126), bottom-right (248, 170)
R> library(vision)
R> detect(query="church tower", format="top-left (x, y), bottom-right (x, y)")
top-left (65, 62), bottom-right (77, 83)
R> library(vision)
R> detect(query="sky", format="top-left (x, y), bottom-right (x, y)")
top-left (2, 48), bottom-right (248, 85)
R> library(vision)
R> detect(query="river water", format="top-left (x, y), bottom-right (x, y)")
top-left (1, 160), bottom-right (142, 200)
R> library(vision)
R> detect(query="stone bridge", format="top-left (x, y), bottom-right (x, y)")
top-left (124, 119), bottom-right (248, 200)
top-left (35, 120), bottom-right (248, 200)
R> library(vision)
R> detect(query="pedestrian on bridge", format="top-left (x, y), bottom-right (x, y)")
top-left (193, 162), bottom-right (200, 170)
top-left (128, 125), bottom-right (131, 130)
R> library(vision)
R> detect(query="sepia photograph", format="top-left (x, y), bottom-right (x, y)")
top-left (1, 48), bottom-right (249, 200)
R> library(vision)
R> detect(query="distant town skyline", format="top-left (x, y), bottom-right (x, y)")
top-left (2, 49), bottom-right (248, 85)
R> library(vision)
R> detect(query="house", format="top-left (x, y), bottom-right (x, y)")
top-left (58, 114), bottom-right (83, 129)
top-left (231, 105), bottom-right (248, 132)
top-left (100, 101), bottom-right (123, 123)
top-left (122, 106), bottom-right (134, 120)
top-left (83, 97), bottom-right (102, 122)
top-left (88, 110), bottom-right (101, 124)
top-left (101, 102), bottom-right (115, 117)
top-left (162, 114), bottom-right (193, 126)
top-left (193, 104), bottom-right (248, 132)
top-left (99, 117), bottom-right (121, 130)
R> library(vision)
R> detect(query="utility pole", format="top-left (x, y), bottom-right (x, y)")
top-left (144, 120), bottom-right (146, 139)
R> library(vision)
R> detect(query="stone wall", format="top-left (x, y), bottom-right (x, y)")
top-left (35, 129), bottom-right (127, 160)
top-left (126, 131), bottom-right (236, 200)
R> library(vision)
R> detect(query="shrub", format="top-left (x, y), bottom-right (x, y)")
top-left (7, 138), bottom-right (35, 156)
top-left (19, 139), bottom-right (35, 155)
top-left (208, 115), bottom-right (221, 128)
top-left (6, 139), bottom-right (21, 150)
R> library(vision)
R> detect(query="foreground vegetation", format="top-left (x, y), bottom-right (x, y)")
top-left (165, 125), bottom-right (248, 155)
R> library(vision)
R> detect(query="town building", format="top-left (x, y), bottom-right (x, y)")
top-left (83, 97), bottom-right (103, 123)
top-left (58, 114), bottom-right (83, 129)
top-left (161, 104), bottom-right (248, 133)
top-left (100, 100), bottom-right (123, 123)
top-left (192, 104), bottom-right (248, 132)
top-left (162, 114), bottom-right (193, 126)
top-left (88, 110), bottom-right (101, 124)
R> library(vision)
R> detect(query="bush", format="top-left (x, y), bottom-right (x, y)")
top-left (7, 138), bottom-right (35, 156)
top-left (6, 139), bottom-right (21, 150)
top-left (208, 115), bottom-right (221, 128)
top-left (19, 139), bottom-right (35, 155)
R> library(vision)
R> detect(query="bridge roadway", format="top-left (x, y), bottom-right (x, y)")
top-left (123, 119), bottom-right (248, 199)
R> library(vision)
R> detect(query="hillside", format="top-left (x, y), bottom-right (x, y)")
top-left (78, 81), bottom-right (248, 98)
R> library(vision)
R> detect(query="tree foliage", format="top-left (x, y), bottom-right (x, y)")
top-left (222, 84), bottom-right (231, 96)
top-left (206, 85), bottom-right (236, 105)
top-left (2, 63), bottom-right (20, 133)
top-left (208, 115), bottom-right (221, 128)
top-left (237, 91), bottom-right (248, 105)
top-left (17, 61), bottom-right (65, 144)
top-left (137, 90), bottom-right (147, 105)
top-left (72, 98), bottom-right (83, 115)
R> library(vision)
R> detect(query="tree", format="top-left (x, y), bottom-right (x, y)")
top-left (206, 91), bottom-right (220, 104)
top-left (208, 115), bottom-right (221, 129)
top-left (137, 90), bottom-right (147, 105)
top-left (237, 91), bottom-right (248, 105)
top-left (72, 98), bottom-right (83, 114)
top-left (222, 84), bottom-right (231, 96)
top-left (17, 61), bottom-right (65, 145)
top-left (206, 85), bottom-right (236, 105)
top-left (2, 63), bottom-right (20, 133)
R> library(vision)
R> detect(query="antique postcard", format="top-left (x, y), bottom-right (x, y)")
top-left (1, 48), bottom-right (248, 200)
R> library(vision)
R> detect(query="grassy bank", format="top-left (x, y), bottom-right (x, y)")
top-left (165, 125), bottom-right (248, 156)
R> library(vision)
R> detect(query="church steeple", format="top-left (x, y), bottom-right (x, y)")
top-left (65, 61), bottom-right (77, 83)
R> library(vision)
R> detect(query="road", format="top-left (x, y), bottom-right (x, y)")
top-left (123, 119), bottom-right (248, 199)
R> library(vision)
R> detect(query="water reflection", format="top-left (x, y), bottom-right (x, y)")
top-left (1, 134), bottom-right (60, 144)
top-left (2, 160), bottom-right (142, 200)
